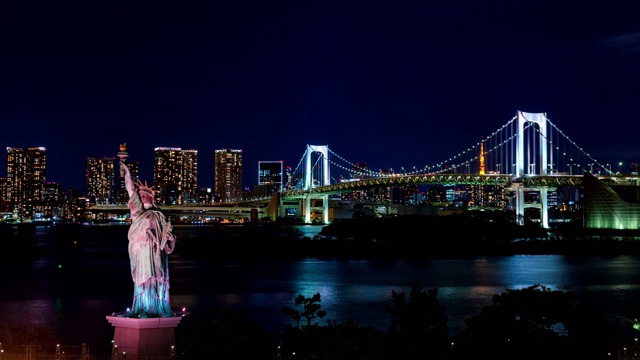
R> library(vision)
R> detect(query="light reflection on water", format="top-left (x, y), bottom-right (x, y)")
top-left (294, 224), bottom-right (326, 238)
top-left (3, 224), bottom-right (640, 353)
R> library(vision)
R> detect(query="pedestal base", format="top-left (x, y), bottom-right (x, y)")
top-left (106, 315), bottom-right (183, 359)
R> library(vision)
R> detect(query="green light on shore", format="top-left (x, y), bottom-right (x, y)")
top-left (58, 264), bottom-right (62, 269)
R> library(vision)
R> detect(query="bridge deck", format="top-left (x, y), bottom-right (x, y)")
top-left (280, 174), bottom-right (606, 199)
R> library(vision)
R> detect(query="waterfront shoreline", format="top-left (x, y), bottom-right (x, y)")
top-left (6, 220), bottom-right (640, 264)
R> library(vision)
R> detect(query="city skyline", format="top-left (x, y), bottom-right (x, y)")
top-left (2, 1), bottom-right (640, 192)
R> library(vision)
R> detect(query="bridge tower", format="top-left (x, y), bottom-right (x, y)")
top-left (514, 111), bottom-right (552, 228)
top-left (516, 111), bottom-right (549, 177)
top-left (304, 145), bottom-right (330, 224)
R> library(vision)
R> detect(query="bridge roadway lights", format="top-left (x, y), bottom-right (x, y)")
top-left (91, 173), bottom-right (603, 227)
top-left (89, 201), bottom-right (273, 221)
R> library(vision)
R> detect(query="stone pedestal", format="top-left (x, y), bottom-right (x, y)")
top-left (106, 315), bottom-right (183, 359)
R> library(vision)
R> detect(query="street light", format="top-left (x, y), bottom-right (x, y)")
top-left (496, 164), bottom-right (502, 174)
top-left (619, 162), bottom-right (623, 174)
top-left (567, 164), bottom-right (573, 175)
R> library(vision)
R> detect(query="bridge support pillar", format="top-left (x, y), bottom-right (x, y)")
top-left (515, 184), bottom-right (551, 229)
top-left (322, 195), bottom-right (329, 224)
top-left (304, 195), bottom-right (330, 224)
top-left (305, 197), bottom-right (311, 224)
top-left (515, 184), bottom-right (525, 226)
top-left (540, 188), bottom-right (549, 229)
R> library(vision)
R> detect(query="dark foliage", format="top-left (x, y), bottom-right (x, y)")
top-left (451, 284), bottom-right (617, 360)
top-left (382, 283), bottom-right (450, 359)
top-left (281, 292), bottom-right (385, 359)
top-left (282, 322), bottom-right (385, 360)
top-left (175, 308), bottom-right (279, 359)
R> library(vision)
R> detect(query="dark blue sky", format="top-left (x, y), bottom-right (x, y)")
top-left (1, 0), bottom-right (639, 192)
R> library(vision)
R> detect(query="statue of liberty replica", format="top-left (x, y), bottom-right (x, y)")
top-left (118, 157), bottom-right (176, 318)
top-left (106, 144), bottom-right (182, 359)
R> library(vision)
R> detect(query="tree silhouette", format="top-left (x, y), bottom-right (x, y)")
top-left (281, 293), bottom-right (385, 359)
top-left (452, 284), bottom-right (616, 360)
top-left (282, 292), bottom-right (327, 329)
top-left (383, 282), bottom-right (450, 359)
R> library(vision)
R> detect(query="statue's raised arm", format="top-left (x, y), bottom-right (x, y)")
top-left (120, 162), bottom-right (136, 198)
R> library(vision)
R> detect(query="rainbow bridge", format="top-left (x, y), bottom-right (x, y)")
top-left (92, 111), bottom-right (640, 230)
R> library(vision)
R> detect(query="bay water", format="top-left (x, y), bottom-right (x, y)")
top-left (2, 223), bottom-right (640, 354)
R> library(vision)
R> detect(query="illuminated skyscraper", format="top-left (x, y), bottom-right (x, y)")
top-left (215, 149), bottom-right (242, 202)
top-left (43, 181), bottom-right (63, 219)
top-left (258, 160), bottom-right (284, 196)
top-left (0, 176), bottom-right (7, 202)
top-left (154, 147), bottom-right (182, 205)
top-left (6, 147), bottom-right (47, 219)
top-left (86, 157), bottom-right (116, 205)
top-left (153, 147), bottom-right (198, 205)
top-left (181, 150), bottom-right (198, 204)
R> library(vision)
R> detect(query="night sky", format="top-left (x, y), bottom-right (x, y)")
top-left (1, 0), bottom-right (639, 193)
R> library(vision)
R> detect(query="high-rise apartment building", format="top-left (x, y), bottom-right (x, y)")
top-left (0, 176), bottom-right (7, 203)
top-left (258, 160), bottom-right (284, 196)
top-left (43, 181), bottom-right (63, 219)
top-left (6, 147), bottom-right (47, 219)
top-left (86, 157), bottom-right (116, 205)
top-left (215, 149), bottom-right (242, 202)
top-left (197, 187), bottom-right (214, 205)
top-left (154, 147), bottom-right (182, 205)
top-left (62, 188), bottom-right (86, 222)
top-left (0, 176), bottom-right (8, 219)
top-left (181, 149), bottom-right (198, 204)
top-left (153, 147), bottom-right (198, 205)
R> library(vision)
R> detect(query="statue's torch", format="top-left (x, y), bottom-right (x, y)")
top-left (118, 143), bottom-right (128, 177)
